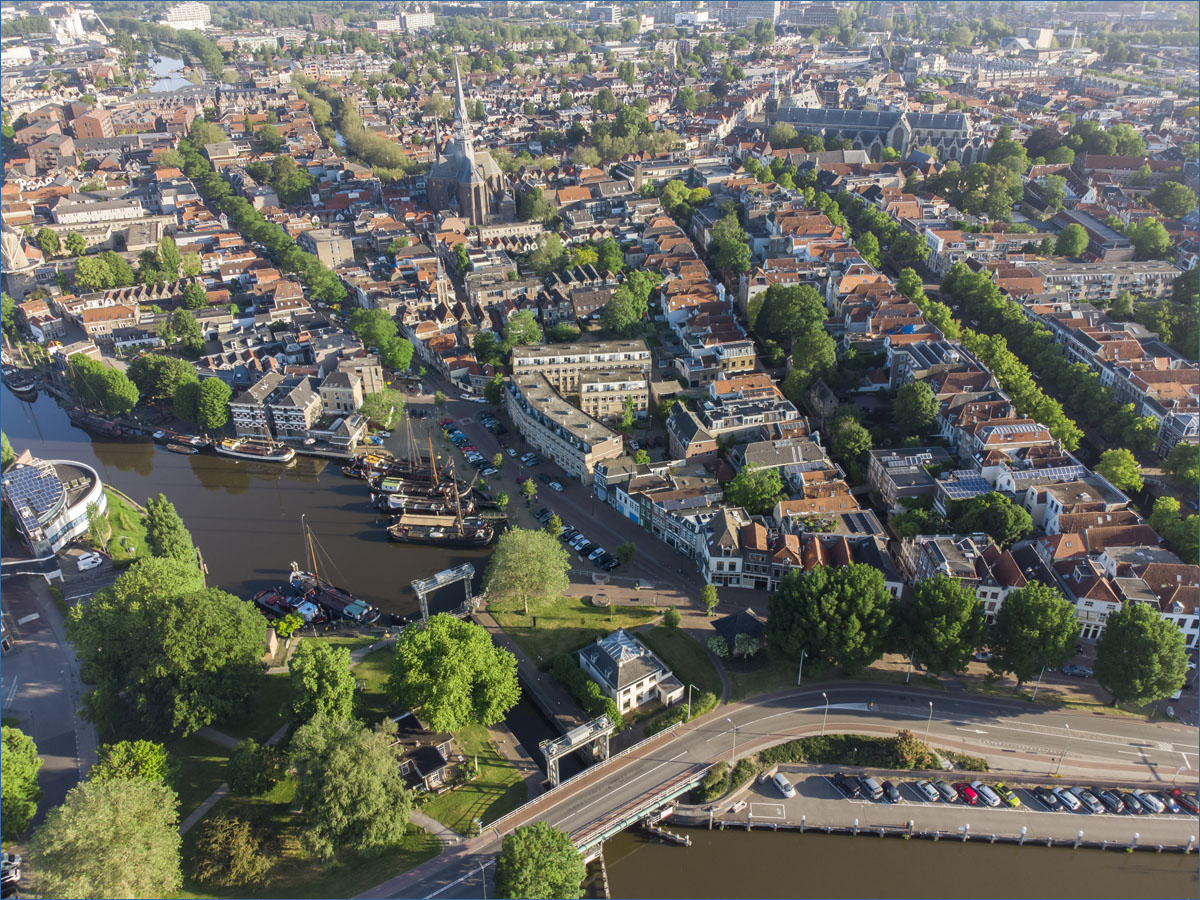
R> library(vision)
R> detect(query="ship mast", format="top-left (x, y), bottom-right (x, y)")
top-left (451, 463), bottom-right (464, 533)
top-left (302, 513), bottom-right (319, 583)
top-left (428, 435), bottom-right (439, 484)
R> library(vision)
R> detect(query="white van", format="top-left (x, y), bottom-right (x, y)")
top-left (971, 781), bottom-right (1002, 807)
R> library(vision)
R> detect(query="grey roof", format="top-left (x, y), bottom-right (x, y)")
top-left (578, 629), bottom-right (668, 692)
top-left (232, 371), bottom-right (283, 405)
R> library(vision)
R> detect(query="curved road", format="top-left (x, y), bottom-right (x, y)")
top-left (361, 684), bottom-right (1197, 899)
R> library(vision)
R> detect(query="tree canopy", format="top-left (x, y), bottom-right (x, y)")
top-left (1094, 600), bottom-right (1188, 707)
top-left (89, 740), bottom-right (173, 786)
top-left (988, 583), bottom-right (1078, 687)
top-left (1093, 448), bottom-right (1143, 493)
top-left (766, 564), bottom-right (894, 673)
top-left (143, 493), bottom-right (197, 565)
top-left (893, 382), bottom-right (939, 432)
top-left (289, 640), bottom-right (356, 724)
top-left (895, 575), bottom-right (985, 675)
top-left (723, 463), bottom-right (784, 515)
top-left (389, 614), bottom-right (520, 732)
top-left (948, 492), bottom-right (1033, 548)
top-left (1, 726), bottom-right (42, 839)
top-left (493, 822), bottom-right (586, 900)
top-left (484, 527), bottom-right (570, 616)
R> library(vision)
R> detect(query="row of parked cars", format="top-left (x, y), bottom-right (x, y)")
top-left (827, 772), bottom-right (1198, 815)
top-left (533, 508), bottom-right (622, 571)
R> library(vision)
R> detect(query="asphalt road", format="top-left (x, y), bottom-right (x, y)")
top-left (1, 576), bottom-right (97, 820)
top-left (362, 684), bottom-right (1198, 899)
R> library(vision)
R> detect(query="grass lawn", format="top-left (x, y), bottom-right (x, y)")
top-left (353, 646), bottom-right (397, 725)
top-left (638, 627), bottom-right (723, 698)
top-left (726, 654), bottom-right (798, 702)
top-left (103, 488), bottom-right (149, 563)
top-left (315, 635), bottom-right (379, 654)
top-left (492, 595), bottom-right (660, 665)
top-left (419, 724), bottom-right (527, 836)
top-left (177, 779), bottom-right (441, 900)
top-left (217, 672), bottom-right (292, 744)
top-left (168, 734), bottom-right (230, 819)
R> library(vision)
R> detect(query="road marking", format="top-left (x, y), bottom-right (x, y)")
top-left (1117, 750), bottom-right (1140, 756)
top-left (4, 677), bottom-right (18, 708)
top-left (552, 749), bottom-right (690, 829)
top-left (15, 613), bottom-right (39, 625)
top-left (749, 803), bottom-right (785, 819)
top-left (956, 728), bottom-right (987, 734)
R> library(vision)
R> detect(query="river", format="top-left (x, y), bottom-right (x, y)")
top-left (149, 55), bottom-right (194, 93)
top-left (2, 389), bottom-right (489, 617)
top-left (604, 826), bottom-right (1198, 899)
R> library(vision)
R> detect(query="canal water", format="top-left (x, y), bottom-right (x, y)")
top-left (604, 826), bottom-right (1199, 899)
top-left (149, 55), bottom-right (193, 93)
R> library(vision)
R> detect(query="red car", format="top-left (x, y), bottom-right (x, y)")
top-left (439, 417), bottom-right (454, 426)
top-left (1172, 789), bottom-right (1199, 815)
top-left (954, 783), bottom-right (979, 806)
top-left (515, 475), bottom-right (528, 484)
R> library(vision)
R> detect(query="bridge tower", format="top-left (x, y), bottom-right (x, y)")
top-left (539, 715), bottom-right (615, 788)
top-left (410, 563), bottom-right (476, 623)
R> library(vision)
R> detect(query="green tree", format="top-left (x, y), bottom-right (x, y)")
top-left (893, 382), bottom-right (939, 432)
top-left (165, 308), bottom-right (204, 356)
top-left (663, 607), bottom-right (682, 628)
top-left (504, 309), bottom-right (543, 347)
top-left (143, 493), bottom-right (196, 565)
top-left (36, 227), bottom-right (60, 258)
top-left (1165, 442), bottom-right (1199, 491)
top-left (86, 501), bottom-right (108, 549)
top-left (28, 778), bottom-right (182, 900)
top-left (65, 557), bottom-right (265, 736)
top-left (381, 336), bottom-right (414, 371)
top-left (484, 527), bottom-right (570, 615)
top-left (766, 564), bottom-right (894, 673)
top-left (633, 449), bottom-right (650, 465)
top-left (1, 431), bottom-right (14, 471)
top-left (493, 822), bottom-right (586, 900)
top-left (949, 492), bottom-right (1033, 548)
top-left (1054, 223), bottom-right (1089, 257)
top-left (289, 641), bottom-right (355, 724)
top-left (618, 395), bottom-right (636, 430)
top-left (710, 211), bottom-right (751, 274)
top-left (389, 614), bottom-right (520, 732)
top-left (434, 390), bottom-right (447, 408)
top-left (599, 287), bottom-right (645, 336)
top-left (255, 122), bottom-right (285, 152)
top-left (473, 331), bottom-right (502, 366)
top-left (63, 232), bottom-right (87, 257)
top-left (855, 231), bottom-right (881, 267)
top-left (181, 281), bottom-right (208, 309)
top-left (1093, 447), bottom-right (1143, 493)
top-left (226, 738), bottom-right (283, 797)
top-left (723, 463), bottom-right (784, 515)
top-left (829, 416), bottom-right (872, 480)
top-left (453, 241), bottom-right (472, 275)
top-left (157, 236), bottom-right (182, 278)
top-left (595, 236), bottom-right (624, 275)
top-left (196, 378), bottom-right (232, 430)
top-left (701, 583), bottom-right (719, 616)
top-left (1, 726), bottom-right (42, 839)
top-left (1094, 599), bottom-right (1189, 707)
top-left (360, 388), bottom-right (405, 428)
top-left (1147, 496), bottom-right (1200, 563)
top-left (74, 256), bottom-right (116, 291)
top-left (988, 583), bottom-right (1078, 688)
top-left (127, 354), bottom-right (198, 400)
top-left (0, 293), bottom-right (15, 341)
top-left (290, 713), bottom-right (412, 859)
top-left (493, 451), bottom-right (505, 471)
top-left (192, 815), bottom-right (273, 888)
top-left (1149, 181), bottom-right (1198, 219)
top-left (896, 575), bottom-right (985, 675)
top-left (1128, 218), bottom-right (1173, 260)
top-left (89, 740), bottom-right (172, 785)
top-left (173, 380), bottom-right (200, 425)
top-left (616, 542), bottom-right (637, 565)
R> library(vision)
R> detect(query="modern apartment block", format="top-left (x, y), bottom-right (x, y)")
top-left (505, 374), bottom-right (624, 484)
top-left (577, 369), bottom-right (649, 422)
top-left (509, 340), bottom-right (651, 392)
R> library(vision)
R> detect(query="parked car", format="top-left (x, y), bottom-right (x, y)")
top-left (1133, 789), bottom-right (1164, 814)
top-left (549, 481), bottom-right (564, 492)
top-left (77, 552), bottom-right (103, 571)
top-left (954, 783), bottom-right (979, 806)
top-left (857, 774), bottom-right (884, 801)
top-left (576, 542), bottom-right (594, 557)
top-left (1075, 788), bottom-right (1104, 814)
top-left (994, 783), bottom-right (1021, 808)
top-left (933, 780), bottom-right (958, 803)
top-left (773, 773), bottom-right (796, 799)
top-left (1155, 791), bottom-right (1180, 814)
top-left (560, 528), bottom-right (578, 542)
top-left (916, 780), bottom-right (940, 802)
top-left (600, 559), bottom-right (621, 571)
top-left (973, 650), bottom-right (993, 662)
top-left (537, 473), bottom-right (551, 484)
top-left (506, 448), bottom-right (517, 457)
top-left (1171, 789), bottom-right (1199, 815)
top-left (1092, 788), bottom-right (1123, 814)
top-left (971, 781), bottom-right (1001, 808)
top-left (533, 508), bottom-right (551, 522)
top-left (832, 773), bottom-right (861, 799)
top-left (481, 467), bottom-right (498, 477)
top-left (1033, 786), bottom-right (1061, 810)
top-left (882, 781), bottom-right (901, 804)
top-left (1053, 787), bottom-right (1082, 811)
top-left (1118, 792), bottom-right (1144, 815)
top-left (1062, 664), bottom-right (1094, 678)
top-left (587, 547), bottom-right (607, 562)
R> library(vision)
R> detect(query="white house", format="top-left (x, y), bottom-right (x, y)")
top-left (578, 629), bottom-right (684, 714)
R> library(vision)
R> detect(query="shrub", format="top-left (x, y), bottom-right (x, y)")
top-left (663, 607), bottom-right (681, 628)
top-left (643, 690), bottom-right (716, 736)
top-left (227, 739), bottom-right (284, 797)
top-left (547, 654), bottom-right (623, 727)
top-left (692, 760), bottom-right (729, 803)
top-left (730, 757), bottom-right (759, 790)
top-left (707, 635), bottom-right (730, 658)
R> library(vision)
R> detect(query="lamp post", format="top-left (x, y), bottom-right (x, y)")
top-left (726, 716), bottom-right (738, 764)
top-left (797, 648), bottom-right (807, 686)
top-left (821, 691), bottom-right (829, 736)
top-left (686, 683), bottom-right (699, 720)
top-left (1031, 664), bottom-right (1046, 702)
top-left (905, 651), bottom-right (914, 684)
top-left (1054, 723), bottom-right (1071, 777)
top-left (923, 701), bottom-right (934, 747)
top-left (478, 859), bottom-right (487, 900)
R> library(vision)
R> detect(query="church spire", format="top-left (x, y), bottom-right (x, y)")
top-left (452, 57), bottom-right (474, 159)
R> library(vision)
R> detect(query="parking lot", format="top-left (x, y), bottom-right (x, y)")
top-left (717, 770), bottom-right (1200, 846)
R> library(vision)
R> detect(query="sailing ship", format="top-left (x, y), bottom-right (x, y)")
top-left (1, 365), bottom-right (38, 400)
top-left (385, 465), bottom-right (495, 547)
top-left (287, 515), bottom-right (381, 625)
top-left (66, 408), bottom-right (144, 440)
top-left (215, 437), bottom-right (296, 463)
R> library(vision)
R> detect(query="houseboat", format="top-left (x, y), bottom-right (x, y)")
top-left (215, 438), bottom-right (296, 463)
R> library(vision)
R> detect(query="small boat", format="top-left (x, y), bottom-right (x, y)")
top-left (154, 428), bottom-right (211, 449)
top-left (253, 589), bottom-right (291, 617)
top-left (285, 517), bottom-right (382, 625)
top-left (215, 438), bottom-right (296, 463)
top-left (166, 442), bottom-right (198, 455)
top-left (67, 408), bottom-right (143, 440)
top-left (2, 366), bottom-right (38, 400)
top-left (386, 514), bottom-right (495, 548)
top-left (373, 492), bottom-right (474, 515)
top-left (254, 588), bottom-right (327, 624)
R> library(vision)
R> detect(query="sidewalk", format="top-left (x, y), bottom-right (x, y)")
top-left (487, 719), bottom-right (545, 799)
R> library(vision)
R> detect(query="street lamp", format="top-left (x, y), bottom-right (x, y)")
top-left (478, 859), bottom-right (487, 900)
top-left (1031, 664), bottom-right (1046, 702)
top-left (1054, 723), bottom-right (1071, 777)
top-left (821, 691), bottom-right (829, 736)
top-left (726, 716), bottom-right (738, 764)
top-left (923, 701), bottom-right (934, 747)
top-left (686, 683), bottom-right (699, 720)
top-left (797, 648), bottom-right (807, 686)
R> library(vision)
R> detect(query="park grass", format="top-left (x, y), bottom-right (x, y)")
top-left (638, 627), bottom-right (723, 698)
top-left (726, 654), bottom-right (798, 702)
top-left (217, 672), bottom-right (292, 744)
top-left (353, 646), bottom-right (397, 725)
top-left (103, 487), bottom-right (149, 563)
top-left (491, 594), bottom-right (660, 665)
top-left (177, 778), bottom-right (441, 900)
top-left (314, 634), bottom-right (379, 654)
top-left (418, 724), bottom-right (527, 836)
top-left (168, 734), bottom-right (230, 819)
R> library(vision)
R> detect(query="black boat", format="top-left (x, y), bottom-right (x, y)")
top-left (67, 408), bottom-right (144, 440)
top-left (286, 516), bottom-right (381, 625)
top-left (386, 514), bottom-right (495, 547)
top-left (1, 366), bottom-right (37, 400)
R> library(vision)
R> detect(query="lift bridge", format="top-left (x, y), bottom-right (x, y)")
top-left (410, 563), bottom-right (478, 623)
top-left (539, 715), bottom-right (616, 788)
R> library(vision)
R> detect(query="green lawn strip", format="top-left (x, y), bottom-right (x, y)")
top-left (726, 655), bottom-right (798, 702)
top-left (418, 724), bottom-right (527, 836)
top-left (491, 595), bottom-right (659, 665)
top-left (216, 672), bottom-right (292, 744)
top-left (103, 487), bottom-right (149, 563)
top-left (168, 734), bottom-right (230, 819)
top-left (176, 779), bottom-right (441, 900)
top-left (353, 646), bottom-right (397, 725)
top-left (637, 627), bottom-right (722, 698)
top-left (314, 635), bottom-right (379, 654)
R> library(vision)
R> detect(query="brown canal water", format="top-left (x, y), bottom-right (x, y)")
top-left (2, 389), bottom-right (487, 617)
top-left (604, 827), bottom-right (1199, 899)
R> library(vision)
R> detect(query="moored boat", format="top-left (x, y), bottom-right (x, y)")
top-left (67, 408), bottom-right (143, 440)
top-left (2, 366), bottom-right (38, 399)
top-left (386, 513), bottom-right (495, 548)
top-left (153, 428), bottom-right (211, 449)
top-left (166, 442), bottom-right (198, 455)
top-left (215, 438), bottom-right (296, 463)
top-left (284, 517), bottom-right (382, 625)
